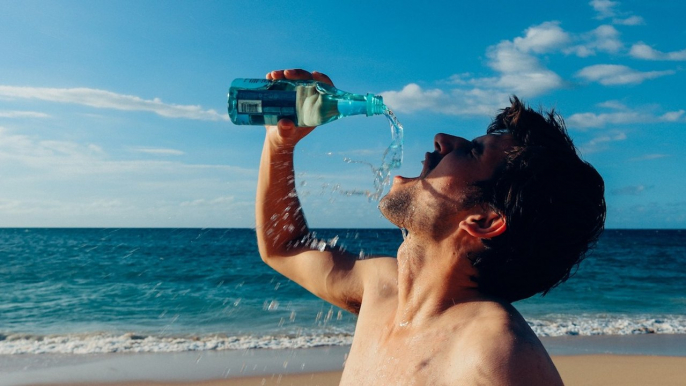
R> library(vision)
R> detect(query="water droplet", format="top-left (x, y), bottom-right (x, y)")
top-left (401, 228), bottom-right (408, 240)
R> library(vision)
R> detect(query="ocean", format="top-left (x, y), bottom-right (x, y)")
top-left (0, 228), bottom-right (684, 355)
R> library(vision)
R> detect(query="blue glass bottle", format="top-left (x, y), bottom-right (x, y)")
top-left (228, 78), bottom-right (386, 127)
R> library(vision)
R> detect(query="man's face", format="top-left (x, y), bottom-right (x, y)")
top-left (379, 132), bottom-right (515, 236)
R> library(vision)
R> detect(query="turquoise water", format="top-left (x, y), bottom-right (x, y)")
top-left (0, 228), bottom-right (684, 354)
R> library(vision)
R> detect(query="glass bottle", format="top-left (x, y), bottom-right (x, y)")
top-left (228, 78), bottom-right (386, 126)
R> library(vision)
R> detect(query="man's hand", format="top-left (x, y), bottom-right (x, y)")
top-left (264, 69), bottom-right (334, 149)
top-left (256, 69), bottom-right (396, 314)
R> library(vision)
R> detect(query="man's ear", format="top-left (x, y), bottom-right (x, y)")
top-left (459, 208), bottom-right (507, 239)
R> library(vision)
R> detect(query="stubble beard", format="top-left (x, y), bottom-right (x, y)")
top-left (378, 186), bottom-right (416, 229)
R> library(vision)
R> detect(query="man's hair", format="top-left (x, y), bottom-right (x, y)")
top-left (471, 96), bottom-right (606, 302)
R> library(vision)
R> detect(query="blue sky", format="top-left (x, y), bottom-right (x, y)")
top-left (0, 0), bottom-right (684, 228)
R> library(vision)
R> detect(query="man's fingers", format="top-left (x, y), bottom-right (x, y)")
top-left (266, 69), bottom-right (334, 86)
top-left (283, 69), bottom-right (314, 80)
top-left (312, 71), bottom-right (334, 86)
top-left (267, 70), bottom-right (286, 80)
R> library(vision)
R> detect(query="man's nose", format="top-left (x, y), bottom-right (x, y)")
top-left (434, 133), bottom-right (470, 155)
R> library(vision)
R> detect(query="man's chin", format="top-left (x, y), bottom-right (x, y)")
top-left (378, 188), bottom-right (413, 228)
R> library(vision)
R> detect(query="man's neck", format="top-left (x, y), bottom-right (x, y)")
top-left (392, 232), bottom-right (485, 329)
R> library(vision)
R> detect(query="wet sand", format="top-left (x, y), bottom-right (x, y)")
top-left (19, 355), bottom-right (686, 386)
top-left (8, 335), bottom-right (686, 386)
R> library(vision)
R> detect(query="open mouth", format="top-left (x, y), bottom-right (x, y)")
top-left (419, 152), bottom-right (441, 178)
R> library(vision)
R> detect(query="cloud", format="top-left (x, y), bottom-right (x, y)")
top-left (382, 23), bottom-right (567, 115)
top-left (630, 154), bottom-right (670, 161)
top-left (588, 131), bottom-right (627, 145)
top-left (0, 110), bottom-right (50, 118)
top-left (133, 147), bottom-right (185, 156)
top-left (614, 15), bottom-right (644, 25)
top-left (596, 100), bottom-right (628, 110)
top-left (660, 110), bottom-right (685, 122)
top-left (589, 0), bottom-right (643, 25)
top-left (380, 83), bottom-right (449, 114)
top-left (180, 196), bottom-right (235, 207)
top-left (513, 22), bottom-right (571, 53)
top-left (0, 126), bottom-right (258, 226)
top-left (580, 130), bottom-right (627, 153)
top-left (611, 185), bottom-right (653, 195)
top-left (576, 64), bottom-right (675, 85)
top-left (590, 25), bottom-right (623, 53)
top-left (629, 42), bottom-right (686, 61)
top-left (0, 86), bottom-right (228, 121)
top-left (567, 103), bottom-right (685, 129)
top-left (565, 25), bottom-right (623, 57)
top-left (0, 126), bottom-right (253, 177)
top-left (484, 40), bottom-right (565, 96)
top-left (567, 111), bottom-right (643, 128)
top-left (590, 0), bottom-right (618, 19)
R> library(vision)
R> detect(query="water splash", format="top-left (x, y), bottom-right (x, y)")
top-left (337, 108), bottom-right (404, 201)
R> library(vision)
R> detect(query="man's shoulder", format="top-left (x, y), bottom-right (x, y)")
top-left (446, 301), bottom-right (563, 385)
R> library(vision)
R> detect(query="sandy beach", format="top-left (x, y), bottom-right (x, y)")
top-left (17, 356), bottom-right (686, 386)
top-left (5, 335), bottom-right (686, 386)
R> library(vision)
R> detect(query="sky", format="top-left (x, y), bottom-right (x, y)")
top-left (0, 0), bottom-right (684, 228)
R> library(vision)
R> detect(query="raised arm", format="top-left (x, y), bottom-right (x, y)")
top-left (255, 69), bottom-right (394, 313)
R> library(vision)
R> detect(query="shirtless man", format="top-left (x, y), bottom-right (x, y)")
top-left (256, 69), bottom-right (606, 385)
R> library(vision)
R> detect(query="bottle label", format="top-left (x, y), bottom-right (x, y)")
top-left (237, 100), bottom-right (262, 114)
top-left (234, 90), bottom-right (297, 121)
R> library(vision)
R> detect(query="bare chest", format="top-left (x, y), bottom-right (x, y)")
top-left (340, 309), bottom-right (456, 385)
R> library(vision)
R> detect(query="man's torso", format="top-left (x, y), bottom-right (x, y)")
top-left (338, 269), bottom-right (562, 385)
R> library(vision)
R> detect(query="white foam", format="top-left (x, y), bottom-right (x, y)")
top-left (527, 315), bottom-right (686, 336)
top-left (1, 316), bottom-right (685, 354)
top-left (0, 332), bottom-right (354, 355)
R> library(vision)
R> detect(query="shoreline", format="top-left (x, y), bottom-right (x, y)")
top-left (14, 356), bottom-right (686, 386)
top-left (4, 334), bottom-right (686, 386)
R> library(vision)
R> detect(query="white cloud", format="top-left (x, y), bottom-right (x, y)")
top-left (180, 196), bottom-right (235, 207)
top-left (630, 154), bottom-right (670, 161)
top-left (580, 130), bottom-right (627, 153)
top-left (0, 126), bottom-right (254, 178)
top-left (660, 110), bottom-right (685, 122)
top-left (487, 41), bottom-right (540, 74)
top-left (567, 111), bottom-right (643, 128)
top-left (611, 185), bottom-right (652, 195)
top-left (597, 100), bottom-right (628, 110)
top-left (591, 25), bottom-right (623, 53)
top-left (133, 147), bottom-right (185, 156)
top-left (567, 104), bottom-right (684, 128)
top-left (630, 42), bottom-right (686, 61)
top-left (382, 24), bottom-right (566, 115)
top-left (513, 22), bottom-right (571, 53)
top-left (590, 0), bottom-right (618, 19)
top-left (0, 110), bottom-right (50, 118)
top-left (590, 0), bottom-right (644, 26)
top-left (0, 126), bottom-right (257, 227)
top-left (381, 83), bottom-right (511, 117)
top-left (565, 25), bottom-right (623, 57)
top-left (613, 15), bottom-right (644, 25)
top-left (380, 83), bottom-right (449, 114)
top-left (0, 86), bottom-right (228, 121)
top-left (576, 64), bottom-right (675, 85)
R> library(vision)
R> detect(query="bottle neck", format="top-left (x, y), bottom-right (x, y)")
top-left (337, 94), bottom-right (386, 118)
top-left (366, 94), bottom-right (385, 116)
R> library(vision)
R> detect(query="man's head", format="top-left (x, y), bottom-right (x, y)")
top-left (380, 96), bottom-right (606, 302)
top-left (470, 97), bottom-right (606, 302)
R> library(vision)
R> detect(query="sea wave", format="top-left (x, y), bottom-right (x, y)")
top-left (1, 316), bottom-right (685, 354)
top-left (528, 315), bottom-right (686, 336)
top-left (0, 332), bottom-right (355, 355)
